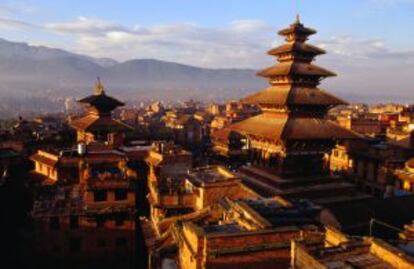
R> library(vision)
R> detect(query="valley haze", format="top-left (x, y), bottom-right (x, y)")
top-left (0, 37), bottom-right (413, 118)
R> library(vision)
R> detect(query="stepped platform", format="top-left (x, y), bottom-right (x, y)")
top-left (238, 165), bottom-right (370, 205)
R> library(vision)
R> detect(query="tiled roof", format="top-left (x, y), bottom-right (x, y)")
top-left (242, 86), bottom-right (347, 107)
top-left (278, 21), bottom-right (317, 36)
top-left (226, 113), bottom-right (359, 142)
top-left (70, 114), bottom-right (133, 132)
top-left (229, 113), bottom-right (287, 142)
top-left (78, 92), bottom-right (124, 114)
top-left (257, 62), bottom-right (336, 78)
top-left (30, 153), bottom-right (58, 167)
top-left (268, 42), bottom-right (325, 56)
top-left (211, 128), bottom-right (233, 143)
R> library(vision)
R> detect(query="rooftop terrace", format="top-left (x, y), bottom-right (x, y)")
top-left (187, 165), bottom-right (239, 187)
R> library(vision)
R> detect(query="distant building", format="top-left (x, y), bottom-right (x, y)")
top-left (163, 111), bottom-right (203, 146)
top-left (395, 158), bottom-right (414, 193)
top-left (329, 132), bottom-right (414, 198)
top-left (148, 101), bottom-right (164, 114)
top-left (207, 103), bottom-right (224, 116)
top-left (337, 115), bottom-right (386, 137)
top-left (370, 104), bottom-right (406, 114)
top-left (120, 109), bottom-right (139, 125)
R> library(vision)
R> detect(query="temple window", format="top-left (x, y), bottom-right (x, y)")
top-left (70, 216), bottom-right (79, 230)
top-left (96, 216), bottom-right (105, 228)
top-left (114, 189), bottom-right (127, 201)
top-left (116, 237), bottom-right (127, 247)
top-left (94, 190), bottom-right (107, 202)
top-left (49, 216), bottom-right (60, 230)
top-left (115, 214), bottom-right (125, 226)
top-left (97, 239), bottom-right (106, 248)
top-left (69, 237), bottom-right (82, 253)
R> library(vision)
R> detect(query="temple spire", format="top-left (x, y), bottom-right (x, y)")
top-left (243, 18), bottom-right (342, 114)
top-left (94, 76), bottom-right (105, 95)
top-left (257, 18), bottom-right (335, 88)
top-left (295, 14), bottom-right (301, 24)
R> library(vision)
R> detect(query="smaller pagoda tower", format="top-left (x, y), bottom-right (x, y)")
top-left (70, 78), bottom-right (132, 145)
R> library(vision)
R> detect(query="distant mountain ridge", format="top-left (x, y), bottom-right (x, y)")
top-left (0, 38), bottom-right (265, 102)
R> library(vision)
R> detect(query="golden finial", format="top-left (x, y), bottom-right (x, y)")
top-left (94, 76), bottom-right (105, 95)
top-left (295, 14), bottom-right (301, 24)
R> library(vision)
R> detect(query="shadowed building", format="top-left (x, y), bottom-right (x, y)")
top-left (29, 80), bottom-right (147, 268)
top-left (161, 197), bottom-right (324, 269)
top-left (163, 112), bottom-right (204, 147)
top-left (147, 164), bottom-right (258, 235)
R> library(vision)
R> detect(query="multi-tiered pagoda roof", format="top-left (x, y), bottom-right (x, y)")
top-left (215, 17), bottom-right (358, 144)
top-left (78, 78), bottom-right (125, 116)
top-left (70, 79), bottom-right (132, 134)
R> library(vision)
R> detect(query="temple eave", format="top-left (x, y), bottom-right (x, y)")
top-left (277, 25), bottom-right (317, 36)
top-left (267, 43), bottom-right (326, 56)
top-left (242, 86), bottom-right (347, 107)
top-left (226, 115), bottom-right (360, 143)
top-left (257, 63), bottom-right (336, 78)
top-left (70, 115), bottom-right (133, 133)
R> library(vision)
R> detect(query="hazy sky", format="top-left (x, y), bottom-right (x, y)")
top-left (1, 0), bottom-right (414, 98)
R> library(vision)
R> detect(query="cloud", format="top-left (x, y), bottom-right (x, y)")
top-left (316, 36), bottom-right (414, 66)
top-left (229, 20), bottom-right (272, 33)
top-left (314, 36), bottom-right (414, 98)
top-left (317, 37), bottom-right (382, 57)
top-left (45, 17), bottom-right (140, 35)
top-left (0, 17), bottom-right (34, 30)
top-left (2, 15), bottom-right (414, 99)
top-left (0, 5), bottom-right (15, 15)
top-left (0, 3), bottom-right (36, 15)
top-left (42, 16), bottom-right (414, 73)
top-left (43, 17), bottom-right (276, 68)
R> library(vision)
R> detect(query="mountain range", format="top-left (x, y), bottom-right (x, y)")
top-left (0, 38), bottom-right (266, 103)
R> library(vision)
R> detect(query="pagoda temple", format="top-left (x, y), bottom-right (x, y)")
top-left (70, 78), bottom-right (133, 144)
top-left (212, 17), bottom-right (359, 176)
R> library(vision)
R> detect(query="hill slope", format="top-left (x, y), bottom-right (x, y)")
top-left (0, 38), bottom-right (265, 101)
